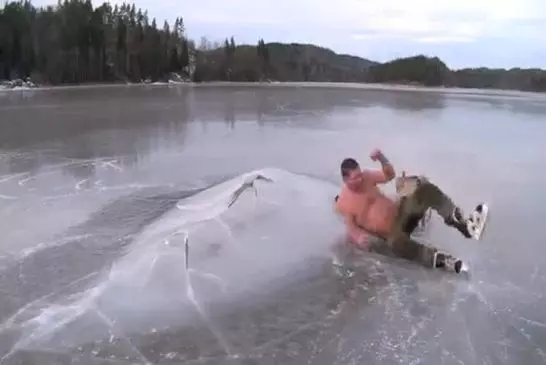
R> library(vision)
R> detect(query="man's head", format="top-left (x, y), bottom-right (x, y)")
top-left (340, 158), bottom-right (362, 190)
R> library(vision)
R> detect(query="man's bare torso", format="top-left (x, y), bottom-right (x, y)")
top-left (337, 175), bottom-right (398, 239)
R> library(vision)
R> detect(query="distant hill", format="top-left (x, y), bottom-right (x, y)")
top-left (448, 67), bottom-right (546, 92)
top-left (365, 55), bottom-right (546, 92)
top-left (265, 42), bottom-right (377, 81)
top-left (193, 41), bottom-right (378, 83)
top-left (367, 55), bottom-right (450, 87)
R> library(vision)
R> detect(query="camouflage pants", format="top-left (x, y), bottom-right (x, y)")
top-left (369, 175), bottom-right (461, 268)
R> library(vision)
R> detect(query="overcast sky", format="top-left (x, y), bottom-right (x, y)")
top-left (33, 0), bottom-right (546, 69)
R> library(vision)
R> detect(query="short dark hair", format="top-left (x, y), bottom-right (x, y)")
top-left (340, 158), bottom-right (359, 178)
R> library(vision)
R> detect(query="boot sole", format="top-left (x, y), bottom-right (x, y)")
top-left (469, 203), bottom-right (490, 241)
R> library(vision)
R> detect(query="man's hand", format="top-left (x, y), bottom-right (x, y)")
top-left (345, 214), bottom-right (371, 249)
top-left (370, 148), bottom-right (383, 162)
top-left (354, 231), bottom-right (370, 248)
top-left (370, 148), bottom-right (391, 166)
top-left (348, 228), bottom-right (370, 249)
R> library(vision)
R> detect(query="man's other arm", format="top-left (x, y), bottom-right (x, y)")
top-left (335, 198), bottom-right (371, 247)
top-left (344, 213), bottom-right (371, 248)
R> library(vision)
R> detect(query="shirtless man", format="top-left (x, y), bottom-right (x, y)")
top-left (334, 149), bottom-right (485, 273)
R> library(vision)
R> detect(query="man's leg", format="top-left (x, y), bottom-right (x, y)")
top-left (395, 174), bottom-right (472, 239)
top-left (370, 230), bottom-right (463, 272)
top-left (391, 233), bottom-right (462, 271)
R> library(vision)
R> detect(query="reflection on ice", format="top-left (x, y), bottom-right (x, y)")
top-left (0, 168), bottom-right (341, 361)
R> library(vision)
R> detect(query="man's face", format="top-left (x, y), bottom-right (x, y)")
top-left (343, 168), bottom-right (363, 190)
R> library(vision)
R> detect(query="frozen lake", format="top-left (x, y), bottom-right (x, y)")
top-left (0, 83), bottom-right (545, 364)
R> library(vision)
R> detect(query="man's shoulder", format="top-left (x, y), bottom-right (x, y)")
top-left (360, 169), bottom-right (382, 182)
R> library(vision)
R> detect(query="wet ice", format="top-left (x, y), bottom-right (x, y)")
top-left (1, 84), bottom-right (546, 364)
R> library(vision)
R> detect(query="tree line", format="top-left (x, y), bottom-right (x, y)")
top-left (1, 0), bottom-right (545, 92)
top-left (0, 0), bottom-right (280, 84)
top-left (0, 0), bottom-right (193, 84)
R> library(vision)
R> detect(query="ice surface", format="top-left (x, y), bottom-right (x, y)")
top-left (0, 168), bottom-right (343, 362)
top-left (2, 84), bottom-right (546, 364)
top-left (1, 167), bottom-right (545, 365)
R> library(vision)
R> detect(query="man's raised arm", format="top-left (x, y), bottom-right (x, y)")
top-left (366, 148), bottom-right (395, 184)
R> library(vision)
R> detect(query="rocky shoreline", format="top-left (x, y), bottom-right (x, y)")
top-left (0, 78), bottom-right (38, 90)
top-left (0, 73), bottom-right (195, 91)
